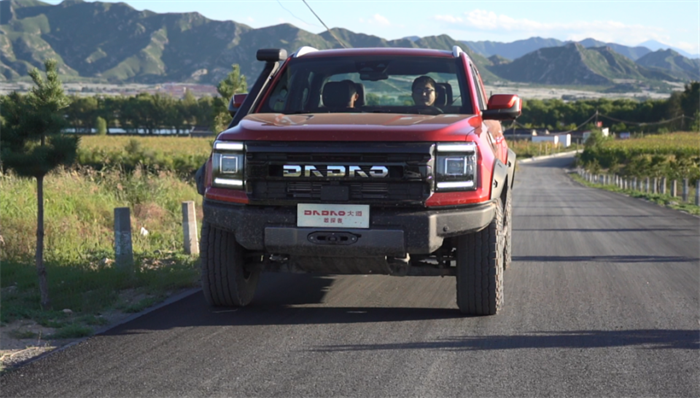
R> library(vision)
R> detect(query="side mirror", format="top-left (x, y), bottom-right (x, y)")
top-left (228, 93), bottom-right (247, 117)
top-left (482, 94), bottom-right (521, 121)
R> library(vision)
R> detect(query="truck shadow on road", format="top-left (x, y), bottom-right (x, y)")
top-left (309, 329), bottom-right (699, 352)
top-left (105, 274), bottom-right (464, 335)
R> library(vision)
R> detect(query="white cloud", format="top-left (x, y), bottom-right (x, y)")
top-left (434, 15), bottom-right (463, 24)
top-left (436, 9), bottom-right (670, 47)
top-left (360, 14), bottom-right (392, 27)
top-left (675, 41), bottom-right (699, 53)
top-left (373, 14), bottom-right (391, 26)
top-left (247, 16), bottom-right (254, 23)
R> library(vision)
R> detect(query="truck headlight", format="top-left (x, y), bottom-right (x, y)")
top-left (212, 141), bottom-right (245, 189)
top-left (435, 142), bottom-right (477, 191)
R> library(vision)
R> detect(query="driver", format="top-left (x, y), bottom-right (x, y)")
top-left (411, 76), bottom-right (437, 107)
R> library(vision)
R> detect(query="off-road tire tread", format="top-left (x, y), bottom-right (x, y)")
top-left (456, 199), bottom-right (504, 315)
top-left (503, 191), bottom-right (512, 270)
top-left (200, 222), bottom-right (260, 307)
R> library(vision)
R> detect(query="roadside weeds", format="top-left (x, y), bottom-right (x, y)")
top-left (568, 172), bottom-right (700, 216)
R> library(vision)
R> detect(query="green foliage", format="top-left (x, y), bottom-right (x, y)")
top-left (212, 64), bottom-right (247, 133)
top-left (0, 59), bottom-right (78, 178)
top-left (692, 110), bottom-right (700, 132)
top-left (95, 116), bottom-right (107, 135)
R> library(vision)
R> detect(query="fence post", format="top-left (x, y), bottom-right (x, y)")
top-left (645, 177), bottom-right (650, 193)
top-left (633, 177), bottom-right (638, 191)
top-left (671, 180), bottom-right (677, 197)
top-left (182, 201), bottom-right (199, 255)
top-left (114, 207), bottom-right (133, 269)
top-left (682, 178), bottom-right (688, 202)
top-left (652, 177), bottom-right (658, 194)
top-left (660, 177), bottom-right (667, 194)
top-left (696, 180), bottom-right (700, 206)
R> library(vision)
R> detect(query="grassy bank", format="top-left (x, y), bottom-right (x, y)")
top-left (0, 166), bottom-right (202, 339)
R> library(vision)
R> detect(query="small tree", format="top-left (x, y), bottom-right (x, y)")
top-left (0, 59), bottom-right (78, 310)
top-left (95, 116), bottom-right (107, 135)
top-left (212, 64), bottom-right (247, 133)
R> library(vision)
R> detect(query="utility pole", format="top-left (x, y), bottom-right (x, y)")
top-left (681, 114), bottom-right (684, 131)
top-left (595, 109), bottom-right (598, 127)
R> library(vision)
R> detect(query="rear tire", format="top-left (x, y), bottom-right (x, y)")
top-left (503, 190), bottom-right (512, 270)
top-left (200, 222), bottom-right (260, 307)
top-left (455, 198), bottom-right (504, 315)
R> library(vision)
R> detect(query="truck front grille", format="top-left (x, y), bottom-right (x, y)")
top-left (244, 142), bottom-right (434, 205)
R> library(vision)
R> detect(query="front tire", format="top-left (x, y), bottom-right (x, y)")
top-left (455, 198), bottom-right (505, 315)
top-left (200, 222), bottom-right (261, 307)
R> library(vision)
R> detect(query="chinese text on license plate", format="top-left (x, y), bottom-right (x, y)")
top-left (297, 204), bottom-right (370, 229)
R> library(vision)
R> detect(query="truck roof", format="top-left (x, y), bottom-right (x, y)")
top-left (295, 47), bottom-right (457, 59)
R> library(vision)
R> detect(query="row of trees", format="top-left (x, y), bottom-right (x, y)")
top-left (3, 76), bottom-right (696, 136)
top-left (1, 64), bottom-right (248, 136)
top-left (515, 82), bottom-right (699, 133)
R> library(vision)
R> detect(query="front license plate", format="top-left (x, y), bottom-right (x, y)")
top-left (297, 204), bottom-right (370, 229)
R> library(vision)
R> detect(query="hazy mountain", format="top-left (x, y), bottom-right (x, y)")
top-left (635, 49), bottom-right (700, 80)
top-left (488, 43), bottom-right (676, 85)
top-left (464, 36), bottom-right (653, 61)
top-left (488, 54), bottom-right (511, 65)
top-left (638, 40), bottom-right (699, 59)
top-left (576, 38), bottom-right (652, 61)
top-left (462, 37), bottom-right (564, 60)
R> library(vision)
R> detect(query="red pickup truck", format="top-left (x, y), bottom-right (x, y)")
top-left (196, 46), bottom-right (521, 315)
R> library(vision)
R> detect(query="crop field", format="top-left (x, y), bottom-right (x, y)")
top-left (580, 131), bottom-right (700, 181)
top-left (602, 132), bottom-right (700, 155)
top-left (76, 135), bottom-right (213, 176)
top-left (79, 135), bottom-right (214, 155)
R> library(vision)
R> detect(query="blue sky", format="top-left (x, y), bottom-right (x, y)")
top-left (43, 0), bottom-right (699, 54)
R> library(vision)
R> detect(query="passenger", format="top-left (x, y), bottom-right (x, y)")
top-left (411, 76), bottom-right (437, 107)
top-left (323, 80), bottom-right (359, 109)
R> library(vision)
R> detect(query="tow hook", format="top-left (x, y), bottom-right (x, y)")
top-left (308, 231), bottom-right (359, 245)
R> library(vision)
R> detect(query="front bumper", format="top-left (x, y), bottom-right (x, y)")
top-left (203, 200), bottom-right (496, 257)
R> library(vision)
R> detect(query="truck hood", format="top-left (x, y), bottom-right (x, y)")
top-left (217, 113), bottom-right (481, 142)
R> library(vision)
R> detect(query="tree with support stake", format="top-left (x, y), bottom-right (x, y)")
top-left (0, 59), bottom-right (78, 310)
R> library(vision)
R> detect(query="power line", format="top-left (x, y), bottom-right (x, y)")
top-left (598, 113), bottom-right (688, 126)
top-left (509, 112), bottom-right (693, 132)
top-left (301, 0), bottom-right (347, 48)
top-left (276, 0), bottom-right (319, 29)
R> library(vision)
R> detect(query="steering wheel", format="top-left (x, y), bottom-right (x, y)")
top-left (413, 106), bottom-right (444, 115)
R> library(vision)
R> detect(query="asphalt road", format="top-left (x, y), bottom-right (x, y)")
top-left (3, 154), bottom-right (699, 397)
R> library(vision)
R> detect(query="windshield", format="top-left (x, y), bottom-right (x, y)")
top-left (257, 55), bottom-right (473, 116)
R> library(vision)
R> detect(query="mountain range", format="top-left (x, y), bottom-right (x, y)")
top-left (1, 0), bottom-right (698, 87)
top-left (461, 37), bottom-right (698, 61)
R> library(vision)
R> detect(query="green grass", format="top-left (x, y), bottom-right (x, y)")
top-left (570, 173), bottom-right (700, 215)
